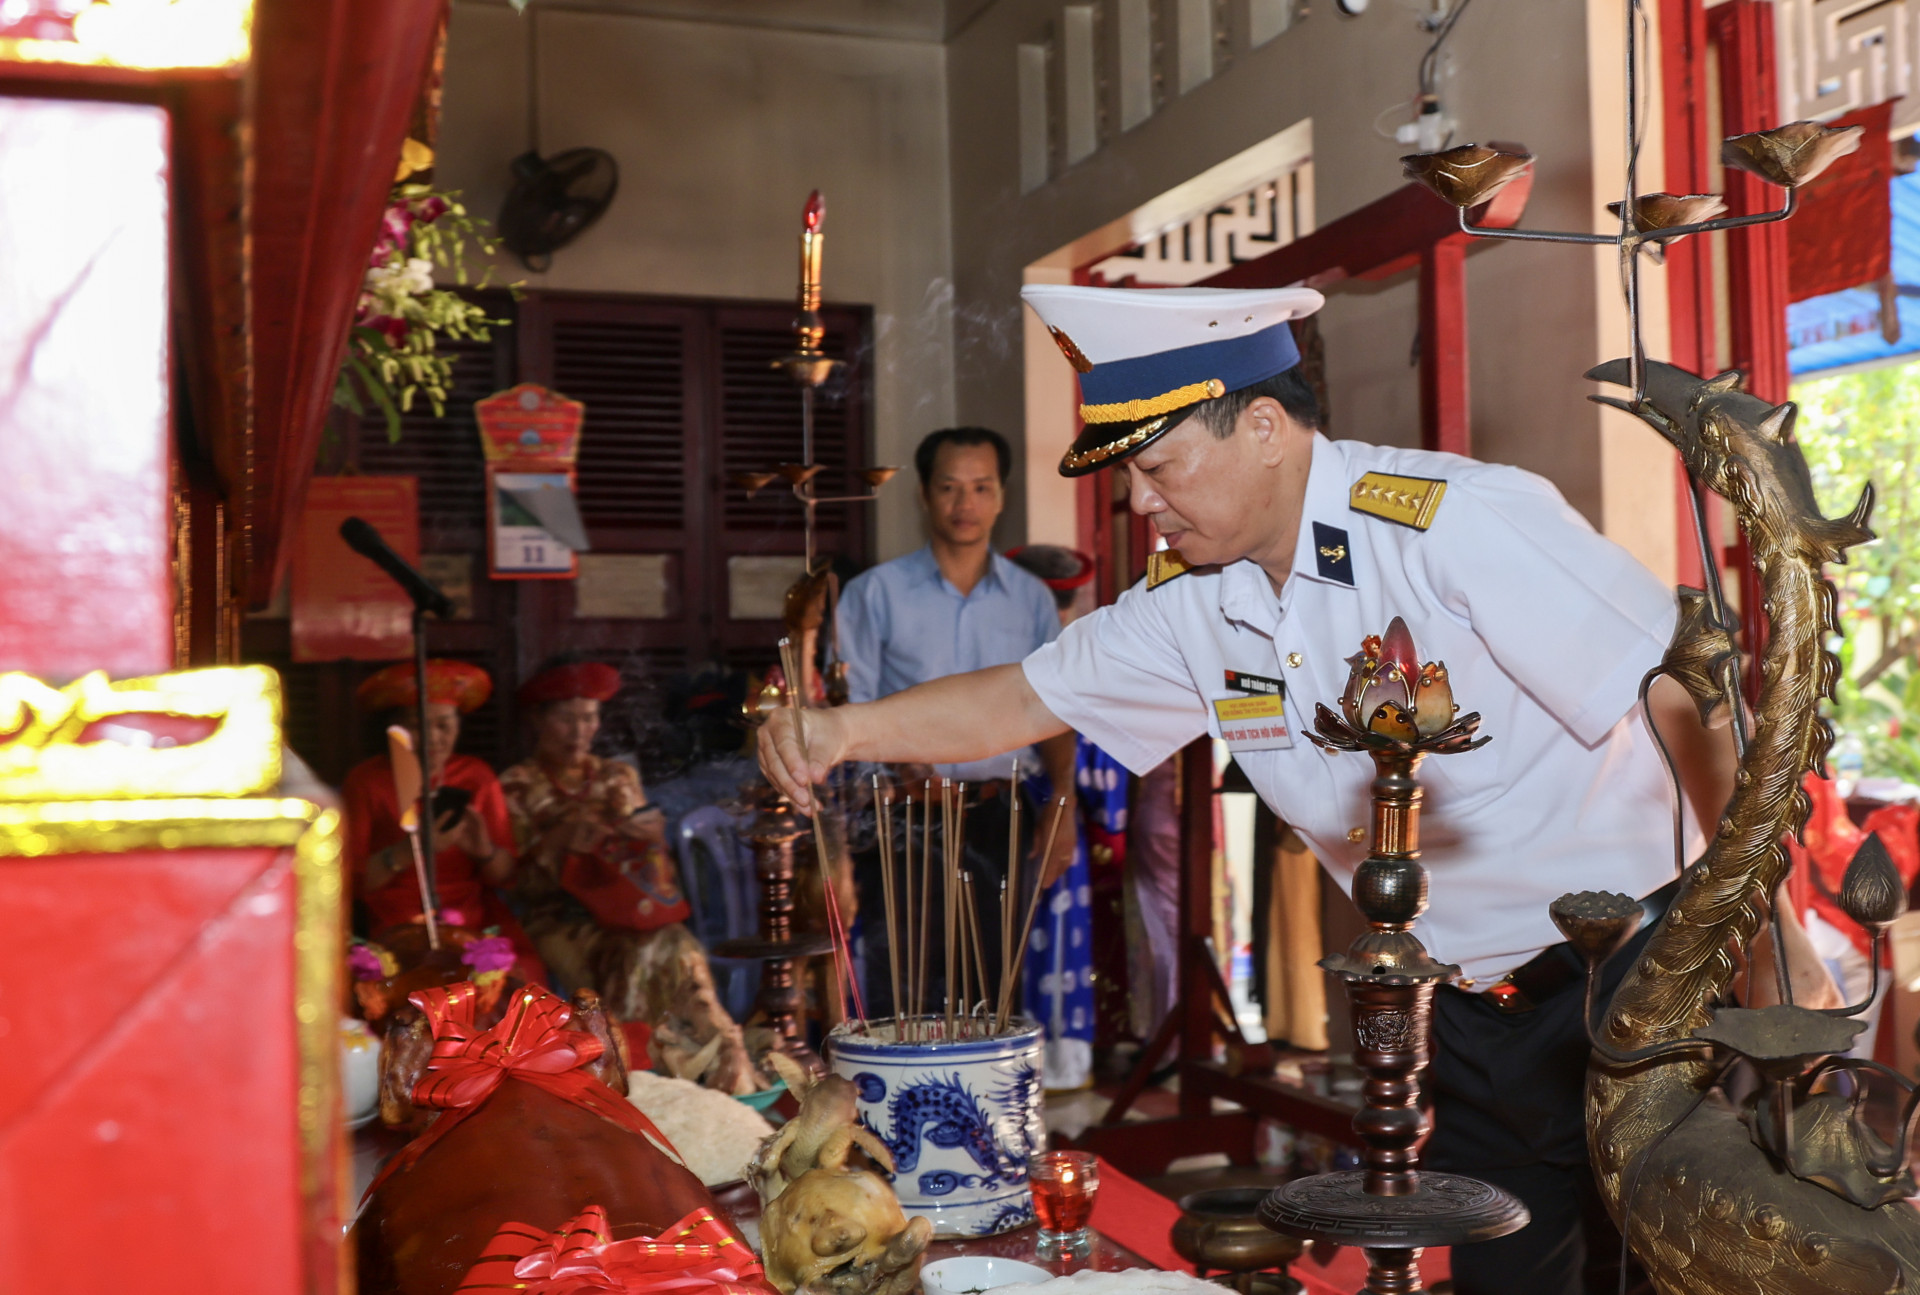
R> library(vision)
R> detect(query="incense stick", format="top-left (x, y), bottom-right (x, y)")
top-left (779, 637), bottom-right (861, 1026)
top-left (915, 788), bottom-right (931, 1040)
top-left (962, 870), bottom-right (989, 1034)
top-left (942, 780), bottom-right (956, 1041)
top-left (1003, 774), bottom-right (1019, 1003)
top-left (876, 779), bottom-right (903, 1040)
top-left (998, 795), bottom-right (1069, 1032)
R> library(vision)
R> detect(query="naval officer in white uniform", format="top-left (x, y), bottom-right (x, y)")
top-left (759, 284), bottom-right (1735, 1295)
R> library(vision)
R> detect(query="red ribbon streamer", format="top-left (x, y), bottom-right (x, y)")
top-left (365, 982), bottom-right (687, 1199)
top-left (456, 1205), bottom-right (768, 1295)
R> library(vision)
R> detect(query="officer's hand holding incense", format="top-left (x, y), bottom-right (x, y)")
top-left (757, 663), bottom-right (1070, 813)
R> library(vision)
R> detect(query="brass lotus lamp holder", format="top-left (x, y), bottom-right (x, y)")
top-left (1260, 618), bottom-right (1526, 1295)
top-left (728, 190), bottom-right (899, 572)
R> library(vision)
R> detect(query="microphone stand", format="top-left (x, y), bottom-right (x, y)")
top-left (412, 603), bottom-right (441, 924)
top-left (340, 516), bottom-right (455, 929)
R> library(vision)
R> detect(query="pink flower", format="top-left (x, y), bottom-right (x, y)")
top-left (349, 944), bottom-right (388, 982)
top-left (461, 936), bottom-right (516, 975)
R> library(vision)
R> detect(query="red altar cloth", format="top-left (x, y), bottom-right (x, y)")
top-left (1086, 1157), bottom-right (1449, 1293)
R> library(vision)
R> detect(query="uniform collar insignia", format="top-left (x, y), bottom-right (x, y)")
top-left (1311, 522), bottom-right (1355, 586)
top-left (1291, 435), bottom-right (1359, 589)
top-left (1146, 549), bottom-right (1196, 589)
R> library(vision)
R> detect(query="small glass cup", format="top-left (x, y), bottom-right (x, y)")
top-left (1028, 1150), bottom-right (1099, 1260)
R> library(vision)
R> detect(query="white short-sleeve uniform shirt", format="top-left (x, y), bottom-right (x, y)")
top-left (1023, 433), bottom-right (1686, 985)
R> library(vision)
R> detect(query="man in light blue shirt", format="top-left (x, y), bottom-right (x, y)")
top-left (837, 426), bottom-right (1079, 1019)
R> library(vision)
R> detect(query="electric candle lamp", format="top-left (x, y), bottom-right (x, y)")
top-left (798, 190), bottom-right (825, 318)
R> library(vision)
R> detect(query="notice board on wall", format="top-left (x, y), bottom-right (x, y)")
top-left (291, 475), bottom-right (420, 661)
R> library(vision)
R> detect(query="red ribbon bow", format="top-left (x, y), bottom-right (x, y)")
top-left (366, 982), bottom-right (686, 1197)
top-left (456, 1205), bottom-right (769, 1295)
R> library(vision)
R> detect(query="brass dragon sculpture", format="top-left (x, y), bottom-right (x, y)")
top-left (1580, 359), bottom-right (1920, 1293)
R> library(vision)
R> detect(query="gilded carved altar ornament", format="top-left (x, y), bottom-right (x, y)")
top-left (0, 664), bottom-right (342, 1280)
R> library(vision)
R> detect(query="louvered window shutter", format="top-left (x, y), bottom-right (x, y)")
top-left (710, 303), bottom-right (869, 663)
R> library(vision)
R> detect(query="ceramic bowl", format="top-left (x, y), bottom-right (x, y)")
top-left (922, 1256), bottom-right (1051, 1295)
top-left (735, 1080), bottom-right (788, 1113)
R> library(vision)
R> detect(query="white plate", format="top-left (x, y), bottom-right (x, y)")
top-left (922, 1257), bottom-right (1052, 1295)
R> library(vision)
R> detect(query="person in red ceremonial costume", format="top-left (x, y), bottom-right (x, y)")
top-left (342, 659), bottom-right (546, 983)
top-left (500, 658), bottom-right (766, 1095)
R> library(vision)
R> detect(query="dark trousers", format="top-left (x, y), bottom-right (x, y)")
top-left (1425, 921), bottom-right (1657, 1295)
top-left (853, 783), bottom-right (1035, 1022)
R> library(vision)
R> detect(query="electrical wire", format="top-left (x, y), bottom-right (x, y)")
top-left (1417, 0), bottom-right (1473, 99)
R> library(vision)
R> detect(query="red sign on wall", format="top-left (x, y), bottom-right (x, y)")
top-left (476, 383), bottom-right (587, 581)
top-left (291, 476), bottom-right (420, 661)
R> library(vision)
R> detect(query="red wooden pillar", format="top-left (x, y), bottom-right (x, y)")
top-left (1710, 0), bottom-right (1787, 686)
top-left (1711, 0), bottom-right (1792, 406)
top-left (1419, 234), bottom-right (1471, 457)
top-left (1660, 0), bottom-right (1716, 590)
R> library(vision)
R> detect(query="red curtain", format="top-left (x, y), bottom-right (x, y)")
top-left (1788, 100), bottom-right (1895, 303)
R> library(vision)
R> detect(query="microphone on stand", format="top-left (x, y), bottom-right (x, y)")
top-left (339, 514), bottom-right (451, 922)
top-left (339, 516), bottom-right (454, 618)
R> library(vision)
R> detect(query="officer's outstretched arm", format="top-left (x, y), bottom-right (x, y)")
top-left (756, 664), bottom-right (1068, 812)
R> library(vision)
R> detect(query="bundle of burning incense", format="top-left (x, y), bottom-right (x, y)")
top-left (860, 780), bottom-right (1071, 1043)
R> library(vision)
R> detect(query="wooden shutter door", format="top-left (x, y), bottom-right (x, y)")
top-left (710, 302), bottom-right (871, 666)
top-left (515, 295), bottom-right (709, 685)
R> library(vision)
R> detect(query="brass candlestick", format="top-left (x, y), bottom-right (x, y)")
top-left (711, 787), bottom-right (831, 1074)
top-left (1260, 619), bottom-right (1526, 1295)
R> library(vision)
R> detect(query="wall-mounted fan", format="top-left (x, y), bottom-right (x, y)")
top-left (499, 147), bottom-right (618, 271)
top-left (501, 7), bottom-right (619, 272)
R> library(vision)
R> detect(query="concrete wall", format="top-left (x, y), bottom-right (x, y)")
top-left (945, 0), bottom-right (1678, 579)
top-left (437, 1), bottom-right (957, 561)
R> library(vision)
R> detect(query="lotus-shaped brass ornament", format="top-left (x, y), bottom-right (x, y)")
top-left (730, 471), bottom-right (779, 496)
top-left (1838, 832), bottom-right (1907, 932)
top-left (1721, 120), bottom-right (1863, 188)
top-left (1401, 144), bottom-right (1534, 210)
top-left (775, 462), bottom-right (824, 486)
top-left (1605, 192), bottom-right (1727, 239)
top-left (1337, 617), bottom-right (1462, 740)
top-left (853, 466), bottom-right (900, 488)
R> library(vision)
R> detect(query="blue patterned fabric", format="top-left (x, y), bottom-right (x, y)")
top-left (1020, 738), bottom-right (1127, 1051)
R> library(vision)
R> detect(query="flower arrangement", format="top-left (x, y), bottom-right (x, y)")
top-left (461, 934), bottom-right (518, 989)
top-left (334, 145), bottom-right (507, 441)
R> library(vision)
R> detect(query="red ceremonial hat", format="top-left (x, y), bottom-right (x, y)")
top-left (518, 661), bottom-right (622, 707)
top-left (357, 659), bottom-right (493, 714)
top-left (1006, 545), bottom-right (1095, 591)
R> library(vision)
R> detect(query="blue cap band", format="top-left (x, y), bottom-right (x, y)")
top-left (1079, 321), bottom-right (1302, 409)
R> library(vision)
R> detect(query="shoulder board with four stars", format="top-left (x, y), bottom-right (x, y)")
top-left (1349, 471), bottom-right (1447, 531)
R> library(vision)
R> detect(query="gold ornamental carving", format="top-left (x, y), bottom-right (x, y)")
top-left (0, 665), bottom-right (281, 800)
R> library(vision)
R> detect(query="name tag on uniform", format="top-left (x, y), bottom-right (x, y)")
top-left (1212, 693), bottom-right (1292, 752)
top-left (1224, 669), bottom-right (1284, 696)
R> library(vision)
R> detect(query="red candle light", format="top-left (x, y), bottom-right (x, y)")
top-left (1029, 1150), bottom-right (1098, 1257)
